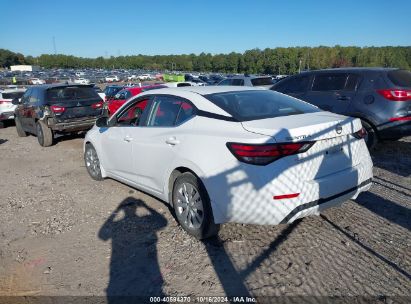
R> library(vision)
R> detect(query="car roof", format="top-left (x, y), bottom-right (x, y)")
top-left (29, 83), bottom-right (93, 91)
top-left (132, 86), bottom-right (265, 117)
top-left (226, 75), bottom-right (271, 80)
top-left (301, 67), bottom-right (399, 74)
top-left (148, 85), bottom-right (264, 95)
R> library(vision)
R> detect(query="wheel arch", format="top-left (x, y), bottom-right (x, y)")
top-left (167, 166), bottom-right (205, 207)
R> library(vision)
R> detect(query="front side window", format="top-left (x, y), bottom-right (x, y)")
top-left (21, 89), bottom-right (32, 104)
top-left (312, 74), bottom-right (347, 91)
top-left (218, 79), bottom-right (231, 86)
top-left (116, 99), bottom-right (150, 126)
top-left (148, 96), bottom-right (195, 127)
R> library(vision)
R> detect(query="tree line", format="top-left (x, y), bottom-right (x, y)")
top-left (1, 46), bottom-right (410, 74)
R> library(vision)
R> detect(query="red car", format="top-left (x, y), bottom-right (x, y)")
top-left (107, 85), bottom-right (166, 115)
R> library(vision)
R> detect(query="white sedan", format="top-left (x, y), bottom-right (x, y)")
top-left (84, 86), bottom-right (373, 239)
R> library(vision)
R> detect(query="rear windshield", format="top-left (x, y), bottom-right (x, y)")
top-left (387, 70), bottom-right (411, 87)
top-left (46, 86), bottom-right (99, 102)
top-left (251, 77), bottom-right (273, 86)
top-left (2, 91), bottom-right (25, 99)
top-left (205, 90), bottom-right (319, 121)
top-left (141, 85), bottom-right (167, 92)
top-left (104, 86), bottom-right (122, 96)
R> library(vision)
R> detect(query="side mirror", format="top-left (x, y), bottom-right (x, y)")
top-left (11, 98), bottom-right (20, 105)
top-left (96, 116), bottom-right (108, 128)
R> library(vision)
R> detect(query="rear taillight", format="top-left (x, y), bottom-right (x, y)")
top-left (50, 105), bottom-right (65, 113)
top-left (377, 89), bottom-right (411, 101)
top-left (227, 142), bottom-right (314, 165)
top-left (353, 127), bottom-right (367, 139)
top-left (389, 116), bottom-right (411, 122)
top-left (0, 100), bottom-right (10, 104)
top-left (91, 101), bottom-right (103, 109)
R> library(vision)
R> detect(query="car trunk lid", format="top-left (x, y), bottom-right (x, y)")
top-left (241, 112), bottom-right (364, 178)
top-left (241, 112), bottom-right (355, 142)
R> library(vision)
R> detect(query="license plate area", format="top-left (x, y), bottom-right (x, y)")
top-left (323, 137), bottom-right (345, 155)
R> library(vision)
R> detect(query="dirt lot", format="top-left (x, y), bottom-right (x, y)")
top-left (0, 123), bottom-right (410, 302)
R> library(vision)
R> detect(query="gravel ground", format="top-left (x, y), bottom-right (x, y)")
top-left (0, 124), bottom-right (410, 302)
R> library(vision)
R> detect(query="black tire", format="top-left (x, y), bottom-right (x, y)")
top-left (36, 121), bottom-right (54, 147)
top-left (84, 143), bottom-right (103, 181)
top-left (15, 116), bottom-right (27, 137)
top-left (0, 121), bottom-right (4, 129)
top-left (172, 172), bottom-right (219, 239)
top-left (361, 120), bottom-right (378, 150)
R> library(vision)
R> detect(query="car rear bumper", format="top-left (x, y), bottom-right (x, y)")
top-left (377, 120), bottom-right (411, 140)
top-left (48, 117), bottom-right (97, 132)
top-left (208, 157), bottom-right (373, 225)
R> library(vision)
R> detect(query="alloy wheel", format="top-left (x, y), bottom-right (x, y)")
top-left (175, 182), bottom-right (204, 229)
top-left (85, 147), bottom-right (101, 177)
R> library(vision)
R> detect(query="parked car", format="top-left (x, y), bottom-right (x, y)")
top-left (103, 85), bottom-right (124, 101)
top-left (218, 75), bottom-right (274, 88)
top-left (93, 85), bottom-right (106, 101)
top-left (271, 68), bottom-right (411, 148)
top-left (105, 75), bottom-right (120, 82)
top-left (107, 84), bottom-right (166, 115)
top-left (161, 82), bottom-right (201, 88)
top-left (74, 78), bottom-right (90, 85)
top-left (13, 84), bottom-right (104, 146)
top-left (84, 86), bottom-right (373, 239)
top-left (29, 78), bottom-right (46, 85)
top-left (138, 74), bottom-right (151, 80)
top-left (0, 88), bottom-right (26, 127)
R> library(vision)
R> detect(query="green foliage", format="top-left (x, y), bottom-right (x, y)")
top-left (1, 46), bottom-right (410, 73)
top-left (0, 49), bottom-right (27, 68)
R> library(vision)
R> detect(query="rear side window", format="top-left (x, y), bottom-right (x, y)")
top-left (312, 74), bottom-right (347, 91)
top-left (251, 77), bottom-right (273, 86)
top-left (273, 76), bottom-right (310, 94)
top-left (387, 70), bottom-right (411, 87)
top-left (205, 90), bottom-right (319, 121)
top-left (231, 79), bottom-right (244, 86)
top-left (47, 86), bottom-right (99, 102)
top-left (1, 91), bottom-right (25, 99)
top-left (345, 74), bottom-right (360, 91)
top-left (148, 96), bottom-right (195, 127)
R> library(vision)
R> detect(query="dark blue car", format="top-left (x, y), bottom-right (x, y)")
top-left (271, 68), bottom-right (411, 148)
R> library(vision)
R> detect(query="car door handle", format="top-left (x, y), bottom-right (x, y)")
top-left (166, 137), bottom-right (180, 145)
top-left (123, 136), bottom-right (133, 142)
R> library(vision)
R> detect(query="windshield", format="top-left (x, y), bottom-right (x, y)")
top-left (104, 86), bottom-right (122, 96)
top-left (205, 90), bottom-right (320, 121)
top-left (251, 77), bottom-right (274, 86)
